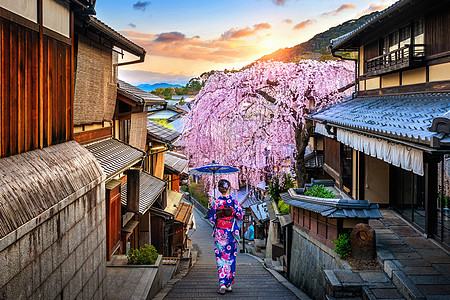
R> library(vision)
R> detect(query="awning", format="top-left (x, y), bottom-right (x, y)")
top-left (278, 214), bottom-right (293, 227)
top-left (85, 138), bottom-right (145, 179)
top-left (164, 151), bottom-right (189, 174)
top-left (165, 190), bottom-right (184, 215)
top-left (121, 171), bottom-right (166, 215)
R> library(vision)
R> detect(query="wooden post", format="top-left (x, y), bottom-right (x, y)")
top-left (424, 154), bottom-right (438, 237)
top-left (126, 168), bottom-right (140, 213)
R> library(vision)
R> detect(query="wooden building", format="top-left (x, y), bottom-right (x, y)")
top-left (0, 1), bottom-right (108, 298)
top-left (312, 0), bottom-right (450, 249)
top-left (164, 151), bottom-right (189, 192)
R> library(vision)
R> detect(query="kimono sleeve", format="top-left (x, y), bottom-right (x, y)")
top-left (208, 202), bottom-right (217, 226)
top-left (234, 199), bottom-right (244, 220)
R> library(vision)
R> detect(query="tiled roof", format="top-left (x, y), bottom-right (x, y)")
top-left (165, 151), bottom-right (188, 174)
top-left (121, 171), bottom-right (166, 215)
top-left (174, 201), bottom-right (194, 224)
top-left (311, 93), bottom-right (450, 145)
top-left (87, 17), bottom-right (145, 57)
top-left (147, 120), bottom-right (181, 143)
top-left (250, 202), bottom-right (270, 222)
top-left (330, 0), bottom-right (411, 50)
top-left (85, 139), bottom-right (145, 179)
top-left (117, 80), bottom-right (166, 105)
top-left (281, 189), bottom-right (382, 219)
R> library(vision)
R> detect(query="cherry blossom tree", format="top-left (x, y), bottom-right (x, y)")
top-left (182, 60), bottom-right (354, 190)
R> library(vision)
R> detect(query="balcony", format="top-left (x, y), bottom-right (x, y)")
top-left (365, 44), bottom-right (426, 77)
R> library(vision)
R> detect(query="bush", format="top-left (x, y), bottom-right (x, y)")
top-left (304, 184), bottom-right (336, 199)
top-left (332, 233), bottom-right (351, 258)
top-left (127, 244), bottom-right (159, 265)
top-left (267, 173), bottom-right (296, 203)
top-left (186, 182), bottom-right (210, 209)
top-left (278, 199), bottom-right (290, 214)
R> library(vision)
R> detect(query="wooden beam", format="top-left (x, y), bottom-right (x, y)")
top-left (73, 126), bottom-right (112, 145)
top-left (358, 80), bottom-right (450, 97)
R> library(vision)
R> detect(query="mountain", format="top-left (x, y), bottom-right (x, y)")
top-left (257, 12), bottom-right (378, 63)
top-left (137, 83), bottom-right (183, 92)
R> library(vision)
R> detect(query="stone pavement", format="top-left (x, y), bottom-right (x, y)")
top-left (369, 210), bottom-right (450, 299)
top-left (161, 207), bottom-right (307, 300)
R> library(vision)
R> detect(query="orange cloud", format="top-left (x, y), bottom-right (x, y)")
top-left (322, 4), bottom-right (356, 16)
top-left (283, 19), bottom-right (293, 24)
top-left (121, 28), bottom-right (264, 63)
top-left (293, 19), bottom-right (315, 30)
top-left (361, 3), bottom-right (388, 14)
top-left (221, 23), bottom-right (271, 40)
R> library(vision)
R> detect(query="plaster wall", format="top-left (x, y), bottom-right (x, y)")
top-left (365, 77), bottom-right (380, 90)
top-left (402, 67), bottom-right (426, 85)
top-left (0, 183), bottom-right (107, 299)
top-left (43, 0), bottom-right (70, 37)
top-left (429, 62), bottom-right (450, 82)
top-left (2, 0), bottom-right (37, 22)
top-left (381, 73), bottom-right (400, 88)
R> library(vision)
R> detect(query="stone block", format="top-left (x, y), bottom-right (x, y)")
top-left (384, 260), bottom-right (399, 278)
top-left (19, 234), bottom-right (32, 270)
top-left (75, 241), bottom-right (86, 272)
top-left (32, 255), bottom-right (42, 293)
top-left (21, 263), bottom-right (34, 298)
top-left (61, 252), bottom-right (76, 288)
top-left (42, 220), bottom-right (55, 251)
top-left (6, 273), bottom-right (24, 300)
top-left (7, 242), bottom-right (20, 282)
top-left (0, 249), bottom-right (8, 288)
top-left (40, 247), bottom-right (53, 282)
top-left (68, 222), bottom-right (82, 254)
top-left (350, 223), bottom-right (376, 260)
top-left (359, 271), bottom-right (389, 283)
top-left (392, 270), bottom-right (425, 300)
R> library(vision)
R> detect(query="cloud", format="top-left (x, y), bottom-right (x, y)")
top-left (221, 23), bottom-right (271, 40)
top-left (283, 19), bottom-right (293, 24)
top-left (360, 3), bottom-right (388, 14)
top-left (128, 23), bottom-right (136, 28)
top-left (118, 69), bottom-right (191, 85)
top-left (121, 27), bottom-right (264, 63)
top-left (154, 32), bottom-right (186, 43)
top-left (293, 19), bottom-right (315, 30)
top-left (322, 4), bottom-right (356, 17)
top-left (133, 1), bottom-right (150, 11)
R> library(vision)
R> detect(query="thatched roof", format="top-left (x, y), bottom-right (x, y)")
top-left (0, 141), bottom-right (104, 238)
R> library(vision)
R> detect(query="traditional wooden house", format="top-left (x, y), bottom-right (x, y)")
top-left (0, 1), bottom-right (107, 298)
top-left (312, 0), bottom-right (450, 249)
top-left (164, 151), bottom-right (189, 192)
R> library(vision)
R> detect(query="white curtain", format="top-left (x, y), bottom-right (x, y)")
top-left (336, 129), bottom-right (424, 176)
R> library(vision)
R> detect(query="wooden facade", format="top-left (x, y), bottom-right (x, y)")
top-left (106, 180), bottom-right (122, 260)
top-left (0, 14), bottom-right (72, 158)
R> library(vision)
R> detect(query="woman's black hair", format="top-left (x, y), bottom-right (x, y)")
top-left (218, 179), bottom-right (231, 194)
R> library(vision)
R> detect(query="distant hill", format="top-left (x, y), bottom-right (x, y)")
top-left (257, 12), bottom-right (378, 63)
top-left (137, 83), bottom-right (183, 92)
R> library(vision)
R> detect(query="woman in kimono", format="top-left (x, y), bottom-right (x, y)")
top-left (208, 179), bottom-right (244, 295)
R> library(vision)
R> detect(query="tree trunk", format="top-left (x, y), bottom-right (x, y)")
top-left (294, 119), bottom-right (314, 188)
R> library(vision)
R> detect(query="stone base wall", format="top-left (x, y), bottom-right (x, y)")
top-left (0, 183), bottom-right (106, 300)
top-left (289, 226), bottom-right (350, 300)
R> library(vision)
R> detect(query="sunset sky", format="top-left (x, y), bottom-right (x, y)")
top-left (95, 0), bottom-right (396, 85)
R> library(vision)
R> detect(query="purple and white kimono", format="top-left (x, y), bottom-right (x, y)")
top-left (208, 195), bottom-right (244, 287)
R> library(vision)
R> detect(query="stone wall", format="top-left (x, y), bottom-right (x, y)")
top-left (289, 226), bottom-right (350, 300)
top-left (0, 142), bottom-right (106, 300)
top-left (0, 185), bottom-right (106, 299)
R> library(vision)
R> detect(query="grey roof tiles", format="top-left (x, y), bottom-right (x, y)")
top-left (147, 120), bottom-right (181, 143)
top-left (121, 171), bottom-right (166, 215)
top-left (85, 138), bottom-right (145, 179)
top-left (117, 80), bottom-right (166, 105)
top-left (311, 93), bottom-right (450, 145)
top-left (164, 151), bottom-right (188, 174)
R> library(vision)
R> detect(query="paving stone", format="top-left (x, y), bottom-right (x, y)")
top-left (417, 250), bottom-right (450, 264)
top-left (397, 259), bottom-right (431, 267)
top-left (402, 266), bottom-right (440, 276)
top-left (393, 252), bottom-right (421, 260)
top-left (432, 264), bottom-right (450, 279)
top-left (376, 233), bottom-right (400, 240)
top-left (409, 275), bottom-right (450, 285)
top-left (401, 237), bottom-right (439, 249)
top-left (358, 271), bottom-right (389, 283)
top-left (388, 226), bottom-right (421, 237)
top-left (371, 288), bottom-right (403, 299)
top-left (416, 284), bottom-right (450, 295)
top-left (335, 270), bottom-right (363, 284)
top-left (384, 245), bottom-right (414, 253)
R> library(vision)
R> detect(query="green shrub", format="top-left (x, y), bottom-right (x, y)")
top-left (267, 173), bottom-right (296, 203)
top-left (304, 184), bottom-right (336, 199)
top-left (278, 199), bottom-right (290, 214)
top-left (186, 182), bottom-right (210, 209)
top-left (332, 233), bottom-right (351, 258)
top-left (127, 244), bottom-right (159, 265)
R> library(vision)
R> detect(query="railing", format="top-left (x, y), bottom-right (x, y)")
top-left (365, 44), bottom-right (425, 76)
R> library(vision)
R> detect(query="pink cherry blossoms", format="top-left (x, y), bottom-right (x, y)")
top-left (182, 60), bottom-right (354, 189)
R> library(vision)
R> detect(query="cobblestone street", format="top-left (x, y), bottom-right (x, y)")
top-left (162, 208), bottom-right (304, 299)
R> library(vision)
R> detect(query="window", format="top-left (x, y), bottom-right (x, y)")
top-left (413, 18), bottom-right (424, 45)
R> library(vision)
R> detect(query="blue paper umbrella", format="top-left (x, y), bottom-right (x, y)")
top-left (189, 161), bottom-right (239, 201)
